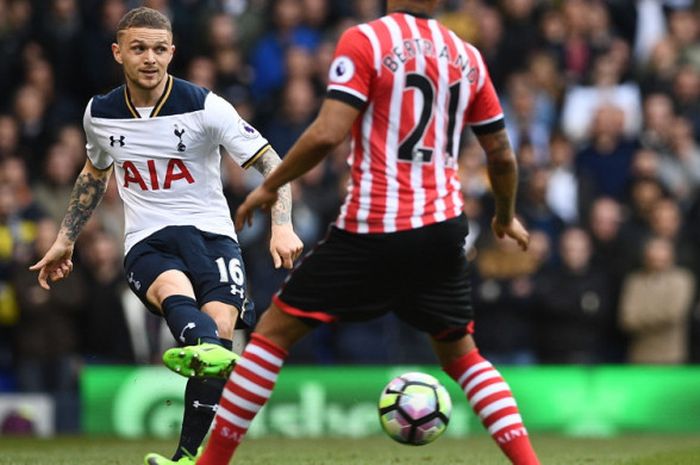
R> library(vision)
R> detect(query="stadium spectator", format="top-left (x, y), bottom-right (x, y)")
top-left (502, 72), bottom-right (553, 164)
top-left (662, 116), bottom-right (700, 203)
top-left (32, 142), bottom-right (81, 225)
top-left (647, 197), bottom-right (698, 274)
top-left (12, 219), bottom-right (85, 432)
top-left (640, 92), bottom-right (675, 153)
top-left (561, 52), bottom-right (642, 143)
top-left (13, 85), bottom-right (52, 168)
top-left (671, 65), bottom-right (700, 142)
top-left (640, 37), bottom-right (680, 95)
top-left (619, 237), bottom-right (695, 364)
top-left (620, 177), bottom-right (667, 265)
top-left (78, 230), bottom-right (137, 364)
top-left (587, 196), bottom-right (631, 284)
top-left (36, 0), bottom-right (84, 100)
top-left (0, 156), bottom-right (45, 222)
top-left (545, 132), bottom-right (578, 224)
top-left (472, 232), bottom-right (541, 365)
top-left (576, 104), bottom-right (638, 207)
top-left (0, 115), bottom-right (21, 159)
top-left (249, 0), bottom-right (319, 100)
top-left (533, 227), bottom-right (615, 364)
top-left (263, 78), bottom-right (318, 155)
top-left (519, 168), bottom-right (565, 247)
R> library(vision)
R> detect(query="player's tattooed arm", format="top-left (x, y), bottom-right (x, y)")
top-left (477, 128), bottom-right (518, 225)
top-left (251, 149), bottom-right (292, 225)
top-left (60, 161), bottom-right (113, 242)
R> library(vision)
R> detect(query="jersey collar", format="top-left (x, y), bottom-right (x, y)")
top-left (393, 9), bottom-right (432, 19)
top-left (123, 74), bottom-right (174, 119)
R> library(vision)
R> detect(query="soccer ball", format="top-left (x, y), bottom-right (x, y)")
top-left (378, 372), bottom-right (451, 446)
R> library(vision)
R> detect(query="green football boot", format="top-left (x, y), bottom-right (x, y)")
top-left (144, 452), bottom-right (195, 465)
top-left (144, 447), bottom-right (202, 465)
top-left (162, 342), bottom-right (239, 378)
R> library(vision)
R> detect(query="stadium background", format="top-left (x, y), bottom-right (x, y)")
top-left (0, 0), bottom-right (700, 448)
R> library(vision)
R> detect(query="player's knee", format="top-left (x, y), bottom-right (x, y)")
top-left (212, 314), bottom-right (234, 339)
top-left (203, 306), bottom-right (237, 339)
top-left (255, 304), bottom-right (310, 350)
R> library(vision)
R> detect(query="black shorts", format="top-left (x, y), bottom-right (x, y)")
top-left (274, 214), bottom-right (474, 341)
top-left (124, 225), bottom-right (255, 328)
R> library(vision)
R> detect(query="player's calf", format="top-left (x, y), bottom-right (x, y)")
top-left (443, 348), bottom-right (540, 465)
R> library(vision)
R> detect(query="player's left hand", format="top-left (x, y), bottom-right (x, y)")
top-left (270, 223), bottom-right (304, 269)
top-left (235, 185), bottom-right (278, 230)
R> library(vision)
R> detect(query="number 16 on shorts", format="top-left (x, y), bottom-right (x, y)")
top-left (215, 257), bottom-right (245, 299)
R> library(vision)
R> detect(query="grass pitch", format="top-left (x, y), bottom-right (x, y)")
top-left (0, 435), bottom-right (699, 465)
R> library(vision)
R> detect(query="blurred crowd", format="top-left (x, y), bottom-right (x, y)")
top-left (0, 0), bottom-right (700, 430)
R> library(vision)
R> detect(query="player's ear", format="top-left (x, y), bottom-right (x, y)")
top-left (112, 43), bottom-right (123, 65)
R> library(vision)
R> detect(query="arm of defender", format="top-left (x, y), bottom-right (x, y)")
top-left (476, 128), bottom-right (529, 250)
top-left (251, 148), bottom-right (303, 269)
top-left (235, 98), bottom-right (360, 230)
top-left (29, 159), bottom-right (113, 289)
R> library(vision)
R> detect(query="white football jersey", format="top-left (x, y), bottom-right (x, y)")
top-left (84, 75), bottom-right (270, 254)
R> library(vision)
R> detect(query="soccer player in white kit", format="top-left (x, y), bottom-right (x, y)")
top-left (29, 7), bottom-right (303, 465)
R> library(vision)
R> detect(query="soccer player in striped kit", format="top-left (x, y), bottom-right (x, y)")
top-left (177, 0), bottom-right (540, 463)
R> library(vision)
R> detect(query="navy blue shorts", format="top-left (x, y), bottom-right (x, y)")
top-left (274, 214), bottom-right (474, 341)
top-left (124, 226), bottom-right (255, 329)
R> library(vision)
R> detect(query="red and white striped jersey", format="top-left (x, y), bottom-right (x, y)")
top-left (327, 11), bottom-right (504, 234)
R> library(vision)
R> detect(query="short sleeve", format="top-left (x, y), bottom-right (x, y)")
top-left (466, 54), bottom-right (505, 134)
top-left (83, 100), bottom-right (113, 169)
top-left (204, 93), bottom-right (271, 169)
top-left (326, 26), bottom-right (375, 109)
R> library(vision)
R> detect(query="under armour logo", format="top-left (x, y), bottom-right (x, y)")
top-left (193, 401), bottom-right (218, 412)
top-left (109, 135), bottom-right (125, 147)
top-left (174, 125), bottom-right (186, 152)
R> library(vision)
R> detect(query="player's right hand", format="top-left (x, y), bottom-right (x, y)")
top-left (491, 217), bottom-right (530, 251)
top-left (28, 240), bottom-right (75, 290)
top-left (235, 184), bottom-right (279, 230)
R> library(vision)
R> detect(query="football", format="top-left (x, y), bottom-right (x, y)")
top-left (378, 372), bottom-right (452, 446)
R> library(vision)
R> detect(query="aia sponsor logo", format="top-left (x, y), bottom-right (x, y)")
top-left (121, 159), bottom-right (194, 190)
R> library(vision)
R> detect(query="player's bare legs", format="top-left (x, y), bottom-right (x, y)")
top-left (432, 334), bottom-right (540, 465)
top-left (253, 303), bottom-right (313, 349)
top-left (430, 333), bottom-right (477, 366)
top-left (201, 301), bottom-right (239, 341)
top-left (147, 270), bottom-right (197, 309)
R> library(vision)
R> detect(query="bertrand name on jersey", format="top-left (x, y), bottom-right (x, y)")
top-left (382, 38), bottom-right (478, 82)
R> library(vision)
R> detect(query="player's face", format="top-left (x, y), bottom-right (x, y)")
top-left (112, 27), bottom-right (174, 92)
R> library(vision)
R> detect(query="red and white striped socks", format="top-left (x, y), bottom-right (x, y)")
top-left (197, 333), bottom-right (287, 465)
top-left (444, 349), bottom-right (540, 465)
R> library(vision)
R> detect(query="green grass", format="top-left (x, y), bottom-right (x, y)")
top-left (0, 435), bottom-right (699, 465)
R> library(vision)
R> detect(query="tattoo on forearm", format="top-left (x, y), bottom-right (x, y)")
top-left (252, 150), bottom-right (292, 225)
top-left (483, 130), bottom-right (513, 168)
top-left (480, 129), bottom-right (517, 224)
top-left (61, 172), bottom-right (109, 241)
top-left (271, 184), bottom-right (292, 225)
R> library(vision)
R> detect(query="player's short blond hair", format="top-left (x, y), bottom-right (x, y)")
top-left (116, 7), bottom-right (171, 39)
